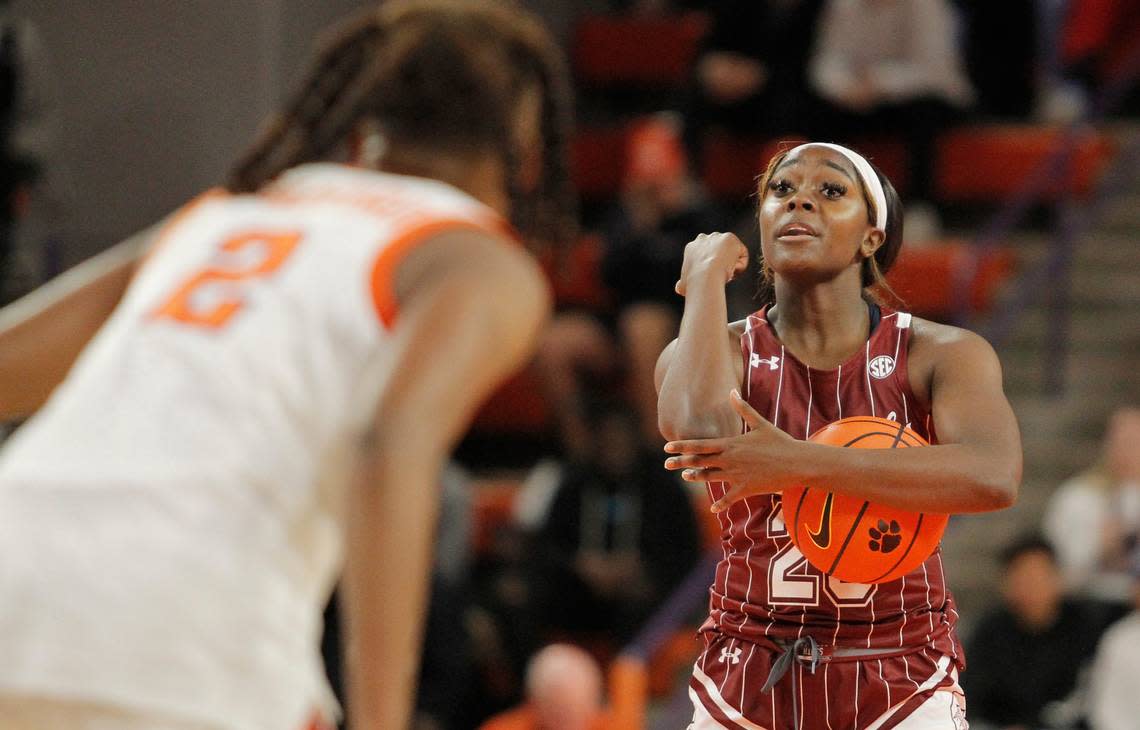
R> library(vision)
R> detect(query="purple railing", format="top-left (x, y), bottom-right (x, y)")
top-left (966, 43), bottom-right (1140, 394)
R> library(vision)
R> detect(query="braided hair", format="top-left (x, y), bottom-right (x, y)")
top-left (227, 0), bottom-right (575, 249)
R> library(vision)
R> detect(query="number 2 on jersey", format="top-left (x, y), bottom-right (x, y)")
top-left (153, 230), bottom-right (301, 329)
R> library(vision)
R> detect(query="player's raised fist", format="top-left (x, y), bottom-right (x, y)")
top-left (675, 232), bottom-right (749, 296)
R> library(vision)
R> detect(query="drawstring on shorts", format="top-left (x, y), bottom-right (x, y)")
top-left (761, 636), bottom-right (822, 730)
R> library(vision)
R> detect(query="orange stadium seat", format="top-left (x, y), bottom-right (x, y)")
top-left (700, 135), bottom-right (913, 202)
top-left (849, 139), bottom-right (910, 196)
top-left (701, 134), bottom-right (796, 202)
top-left (470, 478), bottom-right (522, 556)
top-left (886, 241), bottom-right (1016, 318)
top-left (544, 233), bottom-right (611, 311)
top-left (935, 125), bottom-right (1115, 203)
top-left (648, 630), bottom-right (702, 697)
top-left (608, 655), bottom-right (650, 730)
top-left (573, 13), bottom-right (709, 88)
top-left (471, 368), bottom-right (549, 435)
top-left (572, 125), bottom-right (630, 201)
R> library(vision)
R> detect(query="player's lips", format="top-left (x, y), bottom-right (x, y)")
top-left (776, 221), bottom-right (819, 239)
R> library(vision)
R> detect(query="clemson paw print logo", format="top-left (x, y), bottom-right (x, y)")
top-left (868, 519), bottom-right (902, 553)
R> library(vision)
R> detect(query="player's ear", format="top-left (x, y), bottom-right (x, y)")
top-left (860, 227), bottom-right (885, 260)
top-left (350, 119), bottom-right (387, 169)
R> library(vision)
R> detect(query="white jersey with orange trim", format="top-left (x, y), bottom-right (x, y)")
top-left (0, 164), bottom-right (509, 730)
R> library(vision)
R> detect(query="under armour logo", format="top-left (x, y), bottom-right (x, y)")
top-left (719, 647), bottom-right (742, 665)
top-left (751, 354), bottom-right (780, 370)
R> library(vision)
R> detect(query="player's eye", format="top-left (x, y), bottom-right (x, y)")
top-left (821, 181), bottom-right (847, 199)
top-left (768, 179), bottom-right (793, 196)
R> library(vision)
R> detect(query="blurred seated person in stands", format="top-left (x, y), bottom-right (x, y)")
top-left (1061, 0), bottom-right (1140, 116)
top-left (536, 114), bottom-right (720, 456)
top-left (0, 0), bottom-right (64, 305)
top-left (1043, 406), bottom-right (1140, 606)
top-left (479, 644), bottom-right (614, 730)
top-left (955, 0), bottom-right (1037, 119)
top-left (685, 0), bottom-right (824, 155)
top-left (530, 398), bottom-right (700, 650)
top-left (963, 535), bottom-right (1108, 730)
top-left (1087, 548), bottom-right (1140, 730)
top-left (809, 0), bottom-right (974, 240)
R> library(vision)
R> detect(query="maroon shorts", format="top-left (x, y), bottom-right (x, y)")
top-left (688, 632), bottom-right (965, 730)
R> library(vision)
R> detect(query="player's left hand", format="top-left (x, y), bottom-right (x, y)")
top-left (663, 390), bottom-right (800, 512)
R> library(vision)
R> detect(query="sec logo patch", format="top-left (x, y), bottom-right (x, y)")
top-left (867, 354), bottom-right (895, 379)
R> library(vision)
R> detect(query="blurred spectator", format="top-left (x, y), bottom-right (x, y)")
top-left (478, 644), bottom-right (615, 730)
top-left (530, 399), bottom-right (700, 649)
top-left (1061, 0), bottom-right (1140, 114)
top-left (955, 0), bottom-right (1038, 119)
top-left (414, 464), bottom-right (477, 730)
top-left (536, 114), bottom-right (720, 456)
top-left (809, 0), bottom-right (974, 239)
top-left (0, 1), bottom-right (65, 304)
top-left (963, 535), bottom-right (1107, 729)
top-left (466, 518), bottom-right (543, 723)
top-left (1043, 407), bottom-right (1140, 605)
top-left (685, 0), bottom-right (825, 154)
top-left (1086, 550), bottom-right (1140, 730)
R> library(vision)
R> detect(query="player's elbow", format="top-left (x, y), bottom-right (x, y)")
top-left (979, 462), bottom-right (1020, 510)
top-left (658, 402), bottom-right (739, 442)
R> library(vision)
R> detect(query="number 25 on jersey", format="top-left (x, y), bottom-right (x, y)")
top-left (153, 230), bottom-right (301, 329)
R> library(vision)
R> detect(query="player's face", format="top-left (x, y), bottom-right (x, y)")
top-left (1002, 550), bottom-right (1062, 626)
top-left (758, 146), bottom-right (884, 285)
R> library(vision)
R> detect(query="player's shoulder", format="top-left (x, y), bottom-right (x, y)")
top-left (909, 316), bottom-right (1003, 387)
top-left (910, 316), bottom-right (997, 360)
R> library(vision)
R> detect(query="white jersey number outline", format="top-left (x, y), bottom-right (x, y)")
top-left (767, 505), bottom-right (876, 607)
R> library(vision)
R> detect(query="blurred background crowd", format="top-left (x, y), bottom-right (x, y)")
top-left (0, 1), bottom-right (1137, 728)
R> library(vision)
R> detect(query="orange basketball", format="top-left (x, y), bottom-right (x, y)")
top-left (783, 417), bottom-right (948, 584)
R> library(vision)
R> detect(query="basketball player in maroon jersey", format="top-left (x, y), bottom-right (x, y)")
top-left (655, 143), bottom-right (1022, 729)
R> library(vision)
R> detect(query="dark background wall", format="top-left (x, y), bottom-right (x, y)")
top-left (13, 0), bottom-right (364, 265)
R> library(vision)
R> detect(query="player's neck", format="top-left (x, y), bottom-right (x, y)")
top-left (769, 274), bottom-right (870, 368)
top-left (376, 148), bottom-right (509, 216)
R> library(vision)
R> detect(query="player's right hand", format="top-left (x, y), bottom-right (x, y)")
top-left (675, 232), bottom-right (749, 296)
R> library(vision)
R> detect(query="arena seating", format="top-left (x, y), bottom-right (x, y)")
top-left (572, 13), bottom-right (708, 89)
top-left (468, 477), bottom-right (713, 712)
top-left (571, 125), bottom-right (630, 202)
top-left (936, 125), bottom-right (1115, 202)
top-left (472, 11), bottom-right (1120, 465)
top-left (886, 241), bottom-right (1017, 317)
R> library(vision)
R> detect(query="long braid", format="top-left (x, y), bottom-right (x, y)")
top-left (226, 0), bottom-right (577, 250)
top-left (532, 42), bottom-right (577, 250)
top-left (228, 17), bottom-right (382, 193)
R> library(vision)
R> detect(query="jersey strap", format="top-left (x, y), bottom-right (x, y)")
top-left (369, 216), bottom-right (514, 328)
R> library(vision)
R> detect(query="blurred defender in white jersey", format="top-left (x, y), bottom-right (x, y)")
top-left (0, 3), bottom-right (575, 729)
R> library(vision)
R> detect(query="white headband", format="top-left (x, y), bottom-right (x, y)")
top-left (786, 142), bottom-right (888, 230)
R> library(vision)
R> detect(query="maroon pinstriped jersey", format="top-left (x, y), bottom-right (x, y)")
top-left (701, 304), bottom-right (963, 668)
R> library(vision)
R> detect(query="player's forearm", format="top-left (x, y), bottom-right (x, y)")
top-left (658, 271), bottom-right (739, 440)
top-left (791, 440), bottom-right (1019, 513)
top-left (0, 240), bottom-right (140, 420)
top-left (343, 435), bottom-right (446, 730)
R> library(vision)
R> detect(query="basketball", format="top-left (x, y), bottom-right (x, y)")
top-left (783, 417), bottom-right (949, 584)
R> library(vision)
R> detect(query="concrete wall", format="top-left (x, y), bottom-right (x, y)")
top-left (13, 0), bottom-right (363, 265)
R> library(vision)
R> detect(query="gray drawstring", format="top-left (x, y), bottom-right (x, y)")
top-left (761, 636), bottom-right (822, 730)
